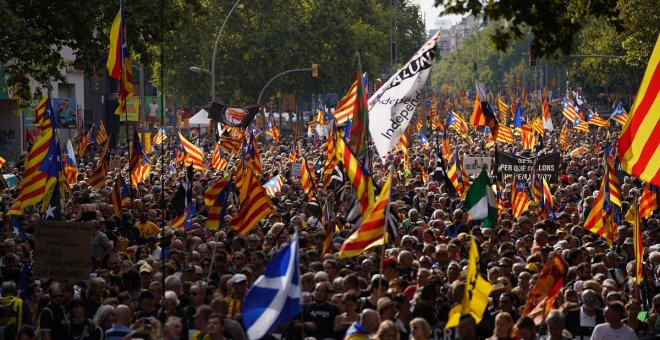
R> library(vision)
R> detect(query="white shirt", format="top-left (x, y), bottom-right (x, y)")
top-left (580, 307), bottom-right (597, 328)
top-left (590, 323), bottom-right (637, 340)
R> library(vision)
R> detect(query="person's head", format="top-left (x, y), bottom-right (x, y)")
top-left (313, 281), bottom-right (331, 304)
top-left (604, 301), bottom-right (625, 326)
top-left (494, 312), bottom-right (513, 339)
top-left (544, 310), bottom-right (565, 338)
top-left (1, 281), bottom-right (17, 297)
top-left (163, 316), bottom-right (183, 340)
top-left (48, 282), bottom-right (64, 306)
top-left (625, 299), bottom-right (642, 320)
top-left (458, 315), bottom-right (477, 340)
top-left (115, 304), bottom-right (132, 326)
top-left (410, 317), bottom-right (431, 340)
top-left (361, 309), bottom-right (380, 333)
top-left (205, 313), bottom-right (225, 336)
top-left (516, 316), bottom-right (537, 340)
top-left (189, 284), bottom-right (206, 307)
top-left (93, 305), bottom-right (116, 328)
top-left (193, 305), bottom-right (212, 331)
top-left (376, 319), bottom-right (399, 340)
top-left (581, 289), bottom-right (600, 312)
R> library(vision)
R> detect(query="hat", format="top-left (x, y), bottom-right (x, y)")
top-left (158, 226), bottom-right (174, 239)
top-left (383, 257), bottom-right (397, 268)
top-left (314, 271), bottom-right (329, 282)
top-left (377, 297), bottom-right (397, 313)
top-left (138, 291), bottom-right (155, 301)
top-left (623, 237), bottom-right (634, 246)
top-left (183, 264), bottom-right (196, 273)
top-left (232, 273), bottom-right (248, 284)
top-left (139, 263), bottom-right (153, 274)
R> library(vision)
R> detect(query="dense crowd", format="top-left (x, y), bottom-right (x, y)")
top-left (0, 104), bottom-right (658, 340)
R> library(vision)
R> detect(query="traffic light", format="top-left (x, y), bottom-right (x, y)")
top-left (312, 64), bottom-right (318, 78)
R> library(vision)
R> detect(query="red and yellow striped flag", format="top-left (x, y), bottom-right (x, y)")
top-left (178, 131), bottom-right (205, 170)
top-left (629, 200), bottom-right (644, 284)
top-left (338, 172), bottom-right (392, 258)
top-left (230, 167), bottom-right (275, 235)
top-left (335, 134), bottom-right (374, 220)
top-left (219, 135), bottom-right (242, 154)
top-left (321, 134), bottom-right (337, 188)
top-left (495, 125), bottom-right (514, 144)
top-left (618, 34), bottom-right (660, 186)
top-left (640, 183), bottom-right (658, 219)
top-left (33, 97), bottom-right (52, 135)
top-left (300, 157), bottom-right (316, 202)
top-left (532, 117), bottom-right (544, 137)
top-left (204, 173), bottom-right (232, 231)
top-left (399, 132), bottom-right (410, 171)
top-left (498, 95), bottom-right (509, 121)
top-left (321, 202), bottom-right (333, 256)
top-left (511, 177), bottom-right (530, 218)
top-left (96, 121), bottom-right (109, 144)
top-left (106, 1), bottom-right (134, 115)
top-left (211, 144), bottom-right (228, 171)
top-left (521, 124), bottom-right (535, 150)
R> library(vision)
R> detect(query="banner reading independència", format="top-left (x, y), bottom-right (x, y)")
top-left (496, 152), bottom-right (560, 183)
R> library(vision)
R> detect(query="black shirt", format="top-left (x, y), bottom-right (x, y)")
top-left (39, 304), bottom-right (70, 339)
top-left (302, 302), bottom-right (339, 339)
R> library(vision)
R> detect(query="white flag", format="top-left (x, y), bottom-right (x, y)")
top-left (368, 31), bottom-right (441, 162)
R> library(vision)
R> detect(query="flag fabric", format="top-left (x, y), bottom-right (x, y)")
top-left (609, 102), bottom-right (629, 125)
top-left (76, 126), bottom-right (94, 157)
top-left (242, 233), bottom-right (301, 339)
top-left (211, 144), bottom-right (228, 171)
top-left (470, 82), bottom-right (498, 133)
top-left (219, 134), bottom-right (242, 154)
top-left (494, 125), bottom-right (514, 144)
top-left (559, 124), bottom-right (569, 151)
top-left (640, 184), bottom-right (658, 219)
top-left (513, 103), bottom-right (523, 129)
top-left (618, 34), bottom-right (660, 187)
top-left (263, 175), bottom-right (284, 197)
top-left (532, 117), bottom-right (545, 136)
top-left (10, 216), bottom-right (27, 241)
top-left (569, 146), bottom-right (589, 158)
top-left (584, 160), bottom-right (616, 247)
top-left (96, 121), bottom-right (109, 144)
top-left (171, 203), bottom-right (197, 230)
top-left (33, 96), bottom-right (53, 134)
top-left (204, 174), bottom-right (232, 231)
top-left (441, 128), bottom-right (452, 160)
top-left (0, 156), bottom-right (5, 169)
top-left (433, 155), bottom-right (457, 197)
top-left (368, 31), bottom-right (440, 161)
top-left (106, 0), bottom-right (134, 116)
top-left (572, 113), bottom-right (590, 133)
top-left (347, 55), bottom-right (369, 156)
top-left (498, 95), bottom-right (509, 121)
top-left (536, 179), bottom-right (554, 220)
top-left (109, 174), bottom-right (129, 217)
top-left (245, 129), bottom-right (262, 175)
top-left (230, 167), bottom-right (275, 235)
top-left (321, 203), bottom-right (333, 256)
top-left (335, 135), bottom-right (374, 221)
top-left (338, 172), bottom-right (392, 258)
top-left (64, 139), bottom-right (78, 185)
top-left (630, 200), bottom-right (644, 284)
top-left (266, 116), bottom-right (280, 142)
top-left (463, 170), bottom-right (497, 227)
top-left (606, 153), bottom-right (622, 209)
top-left (522, 254), bottom-right (568, 325)
top-left (334, 77), bottom-right (360, 125)
top-left (521, 124), bottom-right (535, 150)
top-left (399, 132), bottom-right (410, 170)
top-left (288, 143), bottom-right (297, 163)
top-left (419, 132), bottom-right (429, 149)
top-left (152, 127), bottom-right (167, 145)
top-left (586, 109), bottom-right (610, 127)
top-left (562, 98), bottom-right (579, 123)
top-left (445, 236), bottom-right (493, 328)
top-left (448, 111), bottom-right (469, 136)
top-left (178, 131), bottom-right (205, 170)
top-left (300, 158), bottom-right (317, 202)
top-left (130, 131), bottom-right (151, 186)
top-left (41, 135), bottom-right (65, 220)
top-left (541, 91), bottom-right (554, 131)
top-left (511, 177), bottom-right (530, 218)
top-left (321, 133), bottom-right (338, 188)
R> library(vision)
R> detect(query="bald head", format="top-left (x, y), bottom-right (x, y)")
top-left (361, 309), bottom-right (379, 333)
top-left (115, 304), bottom-right (132, 326)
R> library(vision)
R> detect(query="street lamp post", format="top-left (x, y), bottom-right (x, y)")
top-left (189, 66), bottom-right (212, 101)
top-left (211, 0), bottom-right (242, 103)
top-left (257, 67), bottom-right (314, 105)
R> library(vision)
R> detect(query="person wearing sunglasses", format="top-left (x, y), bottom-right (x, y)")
top-left (38, 282), bottom-right (70, 340)
top-left (565, 289), bottom-right (604, 339)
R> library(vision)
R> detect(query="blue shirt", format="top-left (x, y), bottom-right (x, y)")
top-left (105, 324), bottom-right (132, 340)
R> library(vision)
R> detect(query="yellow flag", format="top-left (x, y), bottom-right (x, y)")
top-left (445, 237), bottom-right (493, 328)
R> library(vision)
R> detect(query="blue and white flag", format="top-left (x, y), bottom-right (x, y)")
top-left (243, 234), bottom-right (301, 339)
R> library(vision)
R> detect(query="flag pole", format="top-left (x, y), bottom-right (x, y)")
top-left (159, 0), bottom-right (166, 325)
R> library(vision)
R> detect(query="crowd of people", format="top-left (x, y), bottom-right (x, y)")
top-left (0, 101), bottom-right (658, 340)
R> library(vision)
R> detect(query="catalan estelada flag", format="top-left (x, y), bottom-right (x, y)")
top-left (152, 127), bottom-right (167, 145)
top-left (511, 177), bottom-right (530, 218)
top-left (618, 34), bottom-right (660, 187)
top-left (211, 144), bottom-right (228, 171)
top-left (609, 102), bottom-right (629, 125)
top-left (109, 174), bottom-right (130, 217)
top-left (520, 124), bottom-right (535, 150)
top-left (203, 173), bottom-right (232, 231)
top-left (562, 98), bottom-right (579, 123)
top-left (219, 134), bottom-right (242, 154)
top-left (33, 97), bottom-right (53, 135)
top-left (266, 116), bottom-right (280, 142)
top-left (262, 175), bottom-right (284, 197)
top-left (178, 131), bottom-right (205, 170)
top-left (586, 109), bottom-right (610, 127)
top-left (584, 153), bottom-right (617, 247)
top-left (230, 167), bottom-right (275, 235)
top-left (130, 131), bottom-right (151, 186)
top-left (172, 203), bottom-right (197, 230)
top-left (335, 134), bottom-right (374, 220)
top-left (338, 172), bottom-right (392, 258)
top-left (106, 0), bottom-right (134, 116)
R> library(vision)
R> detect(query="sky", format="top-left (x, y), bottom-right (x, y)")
top-left (412, 0), bottom-right (463, 31)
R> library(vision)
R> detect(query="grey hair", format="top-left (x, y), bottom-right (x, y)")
top-left (93, 305), bottom-right (115, 327)
top-left (545, 309), bottom-right (565, 326)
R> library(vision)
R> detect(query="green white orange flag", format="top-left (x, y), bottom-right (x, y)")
top-left (618, 34), bottom-right (660, 186)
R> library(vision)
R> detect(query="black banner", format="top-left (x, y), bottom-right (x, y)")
top-left (207, 102), bottom-right (260, 128)
top-left (496, 152), bottom-right (561, 183)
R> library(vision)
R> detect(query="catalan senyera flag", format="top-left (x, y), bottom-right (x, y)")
top-left (430, 115), bottom-right (443, 130)
top-left (321, 133), bottom-right (338, 188)
top-left (338, 172), bottom-right (392, 258)
top-left (494, 125), bottom-right (514, 144)
top-left (606, 154), bottom-right (622, 209)
top-left (76, 126), bottom-right (94, 157)
top-left (130, 131), bottom-right (151, 186)
top-left (532, 117), bottom-right (544, 137)
top-left (204, 173), bottom-right (232, 231)
top-left (88, 144), bottom-right (109, 190)
top-left (521, 124), bottom-right (535, 150)
top-left (445, 236), bottom-right (493, 328)
top-left (586, 109), bottom-right (610, 127)
top-left (618, 34), bottom-right (660, 187)
top-left (584, 157), bottom-right (616, 247)
top-left (498, 95), bottom-right (509, 121)
top-left (334, 73), bottom-right (366, 125)
top-left (109, 174), bottom-right (130, 217)
top-left (511, 177), bottom-right (530, 218)
top-left (96, 121), bottom-right (109, 144)
top-left (106, 0), bottom-right (134, 116)
top-left (300, 157), bottom-right (316, 202)
top-left (211, 144), bottom-right (228, 171)
top-left (640, 183), bottom-right (658, 219)
top-left (178, 131), bottom-right (205, 170)
top-left (230, 167), bottom-right (275, 235)
top-left (335, 135), bottom-right (374, 220)
top-left (347, 56), bottom-right (369, 156)
top-left (288, 142), bottom-right (297, 163)
top-left (559, 123), bottom-right (569, 151)
top-left (522, 254), bottom-right (568, 325)
top-left (219, 134), bottom-right (242, 154)
top-left (399, 131), bottom-right (410, 171)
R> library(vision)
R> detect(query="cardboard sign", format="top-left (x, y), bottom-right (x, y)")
top-left (496, 152), bottom-right (561, 183)
top-left (463, 156), bottom-right (492, 175)
top-left (290, 162), bottom-right (302, 177)
top-left (34, 221), bottom-right (92, 282)
top-left (120, 97), bottom-right (140, 122)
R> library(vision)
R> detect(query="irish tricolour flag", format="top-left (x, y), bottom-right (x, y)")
top-left (463, 169), bottom-right (498, 227)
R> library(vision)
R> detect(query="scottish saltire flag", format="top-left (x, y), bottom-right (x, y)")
top-left (243, 233), bottom-right (301, 339)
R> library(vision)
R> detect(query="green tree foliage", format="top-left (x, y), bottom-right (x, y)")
top-left (0, 0), bottom-right (197, 104)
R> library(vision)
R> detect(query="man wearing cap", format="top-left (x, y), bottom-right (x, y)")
top-left (378, 297), bottom-right (408, 339)
top-left (139, 263), bottom-right (153, 290)
top-left (226, 274), bottom-right (247, 320)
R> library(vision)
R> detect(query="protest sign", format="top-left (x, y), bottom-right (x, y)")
top-left (463, 156), bottom-right (492, 175)
top-left (34, 221), bottom-right (92, 282)
top-left (496, 152), bottom-right (560, 183)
